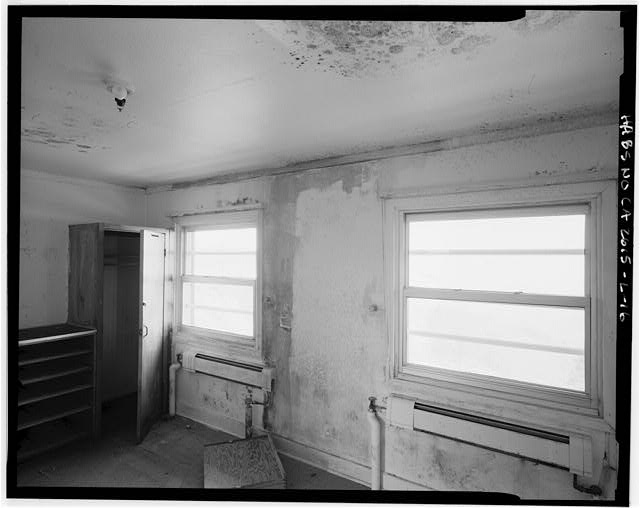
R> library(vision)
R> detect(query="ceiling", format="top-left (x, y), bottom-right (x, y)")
top-left (20, 11), bottom-right (623, 188)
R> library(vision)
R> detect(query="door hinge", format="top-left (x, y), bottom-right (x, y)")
top-left (164, 248), bottom-right (167, 257)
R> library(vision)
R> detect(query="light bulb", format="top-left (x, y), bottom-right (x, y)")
top-left (111, 84), bottom-right (127, 100)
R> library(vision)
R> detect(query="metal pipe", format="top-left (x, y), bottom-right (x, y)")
top-left (245, 395), bottom-right (253, 438)
top-left (573, 474), bottom-right (602, 496)
top-left (367, 396), bottom-right (381, 490)
top-left (169, 354), bottom-right (182, 417)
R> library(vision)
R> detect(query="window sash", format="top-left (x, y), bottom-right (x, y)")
top-left (399, 203), bottom-right (593, 399)
top-left (180, 278), bottom-right (256, 338)
top-left (402, 293), bottom-right (591, 393)
top-left (174, 209), bottom-right (262, 355)
top-left (404, 206), bottom-right (589, 296)
top-left (182, 274), bottom-right (255, 286)
top-left (181, 226), bottom-right (257, 278)
top-left (403, 287), bottom-right (587, 307)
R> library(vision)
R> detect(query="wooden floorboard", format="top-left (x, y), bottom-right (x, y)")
top-left (15, 394), bottom-right (366, 490)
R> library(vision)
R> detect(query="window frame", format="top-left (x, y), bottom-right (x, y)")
top-left (403, 204), bottom-right (592, 398)
top-left (174, 208), bottom-right (263, 363)
top-left (383, 180), bottom-right (617, 430)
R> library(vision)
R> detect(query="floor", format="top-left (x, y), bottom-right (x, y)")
top-left (16, 395), bottom-right (366, 490)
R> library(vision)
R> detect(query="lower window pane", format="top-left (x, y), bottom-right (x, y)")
top-left (406, 298), bottom-right (585, 391)
top-left (182, 282), bottom-right (254, 337)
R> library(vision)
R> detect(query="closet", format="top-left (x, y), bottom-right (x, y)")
top-left (68, 223), bottom-right (170, 443)
top-left (103, 231), bottom-right (139, 402)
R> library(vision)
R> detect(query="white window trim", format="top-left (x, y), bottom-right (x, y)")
top-left (173, 208), bottom-right (264, 364)
top-left (383, 180), bottom-right (617, 436)
top-left (402, 205), bottom-right (592, 403)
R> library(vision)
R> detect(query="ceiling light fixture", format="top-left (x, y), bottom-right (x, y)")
top-left (106, 81), bottom-right (135, 112)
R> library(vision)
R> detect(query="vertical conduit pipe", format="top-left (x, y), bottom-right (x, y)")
top-left (169, 354), bottom-right (182, 417)
top-left (367, 396), bottom-right (381, 490)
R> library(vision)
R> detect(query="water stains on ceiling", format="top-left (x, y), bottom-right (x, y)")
top-left (21, 85), bottom-right (133, 153)
top-left (21, 106), bottom-right (117, 154)
top-left (19, 11), bottom-right (621, 187)
top-left (258, 11), bottom-right (579, 78)
top-left (511, 10), bottom-right (578, 33)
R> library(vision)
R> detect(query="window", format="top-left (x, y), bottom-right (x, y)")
top-left (405, 207), bottom-right (588, 392)
top-left (384, 181), bottom-right (616, 423)
top-left (175, 210), bottom-right (262, 359)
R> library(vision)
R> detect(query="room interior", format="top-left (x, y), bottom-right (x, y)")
top-left (12, 7), bottom-right (633, 500)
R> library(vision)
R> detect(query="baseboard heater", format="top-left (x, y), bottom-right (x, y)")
top-left (181, 351), bottom-right (275, 393)
top-left (388, 395), bottom-right (592, 476)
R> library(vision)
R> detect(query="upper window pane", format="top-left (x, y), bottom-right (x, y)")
top-left (184, 227), bottom-right (256, 279)
top-left (408, 212), bottom-right (586, 295)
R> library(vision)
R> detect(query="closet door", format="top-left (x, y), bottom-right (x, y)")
top-left (137, 230), bottom-right (166, 443)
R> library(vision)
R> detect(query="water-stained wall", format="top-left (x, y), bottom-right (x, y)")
top-left (19, 170), bottom-right (146, 328)
top-left (145, 123), bottom-right (618, 497)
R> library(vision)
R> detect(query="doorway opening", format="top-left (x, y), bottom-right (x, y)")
top-left (102, 231), bottom-right (140, 441)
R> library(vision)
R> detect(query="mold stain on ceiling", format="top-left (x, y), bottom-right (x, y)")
top-left (510, 10), bottom-right (578, 33)
top-left (19, 10), bottom-right (619, 187)
top-left (257, 11), bottom-right (578, 78)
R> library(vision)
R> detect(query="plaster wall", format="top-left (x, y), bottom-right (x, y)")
top-left (19, 170), bottom-right (146, 328)
top-left (146, 124), bottom-right (618, 498)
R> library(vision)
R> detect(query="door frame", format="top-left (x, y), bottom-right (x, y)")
top-left (103, 225), bottom-right (172, 428)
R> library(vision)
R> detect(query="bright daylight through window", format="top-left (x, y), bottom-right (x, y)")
top-left (180, 218), bottom-right (258, 342)
top-left (405, 207), bottom-right (588, 392)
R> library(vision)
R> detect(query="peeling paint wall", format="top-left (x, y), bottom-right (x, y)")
top-left (145, 124), bottom-right (618, 497)
top-left (175, 369), bottom-right (255, 437)
top-left (19, 170), bottom-right (146, 328)
top-left (376, 124), bottom-right (615, 195)
top-left (276, 166), bottom-right (386, 463)
top-left (385, 425), bottom-right (593, 499)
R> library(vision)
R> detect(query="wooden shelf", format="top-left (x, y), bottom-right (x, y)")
top-left (17, 323), bottom-right (98, 460)
top-left (19, 379), bottom-right (93, 407)
top-left (19, 348), bottom-right (92, 367)
top-left (18, 403), bottom-right (92, 431)
top-left (18, 324), bottom-right (96, 347)
top-left (20, 365), bottom-right (91, 385)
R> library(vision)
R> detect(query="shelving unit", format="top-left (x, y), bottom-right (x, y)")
top-left (18, 323), bottom-right (98, 462)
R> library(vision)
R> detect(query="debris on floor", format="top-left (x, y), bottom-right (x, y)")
top-left (203, 434), bottom-right (286, 489)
